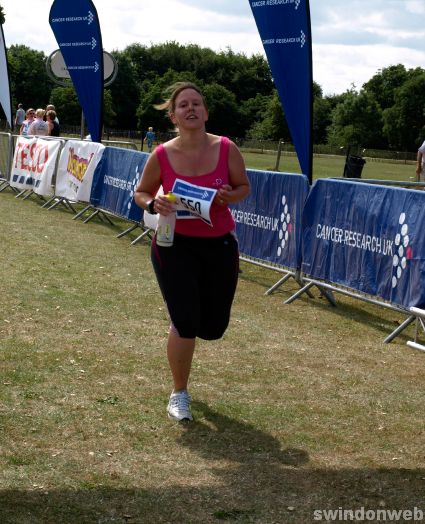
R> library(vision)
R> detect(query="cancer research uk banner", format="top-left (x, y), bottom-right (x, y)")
top-left (302, 179), bottom-right (425, 309)
top-left (10, 137), bottom-right (61, 196)
top-left (90, 147), bottom-right (149, 221)
top-left (49, 0), bottom-right (103, 143)
top-left (249, 0), bottom-right (313, 182)
top-left (231, 170), bottom-right (309, 269)
top-left (55, 140), bottom-right (105, 202)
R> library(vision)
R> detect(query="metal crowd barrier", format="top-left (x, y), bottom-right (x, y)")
top-left (285, 277), bottom-right (415, 344)
top-left (3, 136), bottom-right (425, 350)
top-left (4, 134), bottom-right (150, 245)
top-left (239, 255), bottom-right (312, 297)
top-left (407, 307), bottom-right (425, 352)
top-left (0, 132), bottom-right (14, 192)
top-left (102, 139), bottom-right (138, 151)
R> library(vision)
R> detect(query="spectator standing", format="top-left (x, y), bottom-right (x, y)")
top-left (46, 110), bottom-right (60, 136)
top-left (14, 103), bottom-right (25, 130)
top-left (28, 109), bottom-right (49, 136)
top-left (416, 140), bottom-right (425, 181)
top-left (19, 108), bottom-right (35, 136)
top-left (46, 104), bottom-right (59, 125)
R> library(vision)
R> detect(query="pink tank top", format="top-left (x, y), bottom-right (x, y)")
top-left (155, 136), bottom-right (236, 237)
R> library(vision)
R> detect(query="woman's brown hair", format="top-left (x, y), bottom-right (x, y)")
top-left (155, 82), bottom-right (206, 113)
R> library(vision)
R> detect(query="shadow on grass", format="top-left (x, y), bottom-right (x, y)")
top-left (300, 292), bottom-right (413, 342)
top-left (249, 274), bottom-right (414, 343)
top-left (180, 401), bottom-right (309, 467)
top-left (1, 403), bottom-right (424, 523)
top-left (1, 468), bottom-right (424, 523)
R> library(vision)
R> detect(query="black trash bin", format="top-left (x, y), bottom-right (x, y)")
top-left (343, 155), bottom-right (366, 178)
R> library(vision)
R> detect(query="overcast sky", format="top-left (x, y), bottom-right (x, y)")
top-left (1, 0), bottom-right (425, 95)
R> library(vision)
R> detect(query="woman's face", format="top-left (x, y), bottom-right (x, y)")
top-left (170, 88), bottom-right (208, 129)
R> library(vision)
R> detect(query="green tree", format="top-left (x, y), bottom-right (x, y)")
top-left (383, 71), bottom-right (425, 149)
top-left (311, 81), bottom-right (338, 145)
top-left (327, 90), bottom-right (384, 149)
top-left (313, 97), bottom-right (333, 145)
top-left (363, 64), bottom-right (409, 110)
top-left (240, 93), bottom-right (270, 134)
top-left (103, 89), bottom-right (116, 128)
top-left (7, 45), bottom-right (53, 110)
top-left (108, 50), bottom-right (141, 129)
top-left (101, 42), bottom-right (276, 135)
top-left (247, 90), bottom-right (290, 141)
top-left (137, 80), bottom-right (169, 134)
top-left (218, 49), bottom-right (272, 101)
top-left (202, 83), bottom-right (241, 137)
top-left (49, 86), bottom-right (81, 126)
top-left (0, 4), bottom-right (5, 25)
top-left (50, 86), bottom-right (116, 131)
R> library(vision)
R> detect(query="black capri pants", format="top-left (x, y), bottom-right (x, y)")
top-left (151, 232), bottom-right (239, 340)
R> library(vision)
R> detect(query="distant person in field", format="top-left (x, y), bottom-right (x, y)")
top-left (416, 140), bottom-right (425, 181)
top-left (14, 103), bottom-right (25, 130)
top-left (46, 110), bottom-right (60, 136)
top-left (144, 126), bottom-right (155, 153)
top-left (19, 108), bottom-right (35, 136)
top-left (28, 108), bottom-right (49, 136)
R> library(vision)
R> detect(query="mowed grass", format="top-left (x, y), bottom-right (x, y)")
top-left (243, 149), bottom-right (416, 183)
top-left (1, 156), bottom-right (425, 523)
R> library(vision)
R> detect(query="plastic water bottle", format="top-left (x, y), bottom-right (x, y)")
top-left (156, 193), bottom-right (177, 247)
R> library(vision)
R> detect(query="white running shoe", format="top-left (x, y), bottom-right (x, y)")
top-left (167, 390), bottom-right (193, 421)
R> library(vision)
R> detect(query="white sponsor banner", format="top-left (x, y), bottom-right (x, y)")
top-left (10, 137), bottom-right (61, 196)
top-left (55, 140), bottom-right (104, 202)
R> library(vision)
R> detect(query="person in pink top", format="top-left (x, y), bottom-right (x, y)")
top-left (135, 82), bottom-right (250, 422)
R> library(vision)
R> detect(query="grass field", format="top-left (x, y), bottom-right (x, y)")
top-left (242, 150), bottom-right (416, 184)
top-left (1, 155), bottom-right (424, 523)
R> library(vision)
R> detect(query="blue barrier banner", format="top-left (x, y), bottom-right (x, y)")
top-left (302, 179), bottom-right (425, 309)
top-left (249, 0), bottom-right (313, 182)
top-left (231, 170), bottom-right (309, 270)
top-left (90, 147), bottom-right (149, 222)
top-left (49, 0), bottom-right (103, 143)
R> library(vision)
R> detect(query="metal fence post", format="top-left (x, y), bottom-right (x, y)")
top-left (274, 140), bottom-right (284, 171)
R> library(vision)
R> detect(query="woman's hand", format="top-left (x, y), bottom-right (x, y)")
top-left (155, 194), bottom-right (176, 216)
top-left (215, 184), bottom-right (233, 206)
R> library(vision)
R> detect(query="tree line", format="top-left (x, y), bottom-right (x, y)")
top-left (3, 39), bottom-right (425, 152)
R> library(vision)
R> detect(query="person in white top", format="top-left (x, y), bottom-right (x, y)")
top-left (416, 140), bottom-right (425, 181)
top-left (28, 108), bottom-right (49, 136)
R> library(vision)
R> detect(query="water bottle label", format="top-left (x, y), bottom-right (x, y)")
top-left (156, 215), bottom-right (175, 246)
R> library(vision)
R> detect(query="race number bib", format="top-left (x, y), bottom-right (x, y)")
top-left (172, 179), bottom-right (217, 226)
